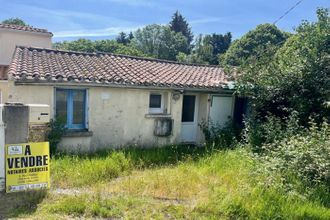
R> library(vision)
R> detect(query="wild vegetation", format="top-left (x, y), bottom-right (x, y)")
top-left (237, 8), bottom-right (330, 126)
top-left (2, 140), bottom-right (329, 219)
top-left (1, 8), bottom-right (329, 220)
top-left (46, 118), bottom-right (67, 155)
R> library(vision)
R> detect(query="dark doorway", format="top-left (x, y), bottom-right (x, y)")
top-left (181, 95), bottom-right (196, 122)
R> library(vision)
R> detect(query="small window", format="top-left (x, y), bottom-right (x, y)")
top-left (56, 89), bottom-right (87, 129)
top-left (149, 93), bottom-right (164, 114)
top-left (149, 94), bottom-right (162, 108)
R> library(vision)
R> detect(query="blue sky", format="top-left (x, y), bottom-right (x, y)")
top-left (1, 0), bottom-right (329, 42)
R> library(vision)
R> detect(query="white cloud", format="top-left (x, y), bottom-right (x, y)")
top-left (7, 3), bottom-right (139, 31)
top-left (190, 17), bottom-right (225, 25)
top-left (53, 26), bottom-right (141, 38)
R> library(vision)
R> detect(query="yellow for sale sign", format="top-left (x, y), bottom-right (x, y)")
top-left (5, 142), bottom-right (50, 193)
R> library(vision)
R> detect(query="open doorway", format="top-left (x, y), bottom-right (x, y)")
top-left (181, 94), bottom-right (198, 142)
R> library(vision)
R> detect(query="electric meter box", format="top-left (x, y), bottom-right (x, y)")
top-left (27, 104), bottom-right (50, 124)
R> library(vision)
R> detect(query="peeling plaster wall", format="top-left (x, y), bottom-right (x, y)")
top-left (6, 83), bottom-right (212, 151)
top-left (86, 87), bottom-right (184, 150)
top-left (6, 82), bottom-right (219, 151)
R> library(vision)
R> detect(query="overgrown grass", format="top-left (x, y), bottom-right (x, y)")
top-left (123, 144), bottom-right (207, 167)
top-left (40, 193), bottom-right (190, 219)
top-left (52, 144), bottom-right (207, 188)
top-left (52, 151), bottom-right (132, 187)
top-left (10, 147), bottom-right (330, 219)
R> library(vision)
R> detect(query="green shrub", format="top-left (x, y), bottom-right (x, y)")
top-left (236, 8), bottom-right (330, 127)
top-left (256, 120), bottom-right (330, 206)
top-left (243, 111), bottom-right (303, 152)
top-left (47, 118), bottom-right (67, 155)
top-left (263, 120), bottom-right (330, 185)
top-left (199, 119), bottom-right (239, 150)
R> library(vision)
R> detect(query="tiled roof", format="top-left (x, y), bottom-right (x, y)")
top-left (0, 24), bottom-right (52, 35)
top-left (9, 46), bottom-right (234, 90)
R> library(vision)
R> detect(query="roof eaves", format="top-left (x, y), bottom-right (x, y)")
top-left (14, 80), bottom-right (232, 93)
top-left (17, 46), bottom-right (224, 69)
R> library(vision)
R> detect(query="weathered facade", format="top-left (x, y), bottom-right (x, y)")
top-left (0, 24), bottom-right (237, 151)
top-left (6, 81), bottom-right (222, 151)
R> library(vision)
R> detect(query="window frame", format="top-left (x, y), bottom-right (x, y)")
top-left (149, 93), bottom-right (164, 114)
top-left (55, 88), bottom-right (88, 130)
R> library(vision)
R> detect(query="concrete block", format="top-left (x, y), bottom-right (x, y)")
top-left (3, 103), bottom-right (29, 144)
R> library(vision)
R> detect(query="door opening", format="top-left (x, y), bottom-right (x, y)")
top-left (209, 96), bottom-right (233, 127)
top-left (181, 95), bottom-right (198, 142)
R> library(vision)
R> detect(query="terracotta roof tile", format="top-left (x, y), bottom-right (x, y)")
top-left (8, 46), bottom-right (234, 90)
top-left (0, 24), bottom-right (52, 35)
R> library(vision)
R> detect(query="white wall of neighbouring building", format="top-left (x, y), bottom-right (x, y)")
top-left (0, 29), bottom-right (52, 65)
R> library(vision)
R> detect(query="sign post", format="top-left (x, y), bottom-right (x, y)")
top-left (5, 142), bottom-right (50, 193)
top-left (0, 105), bottom-right (5, 191)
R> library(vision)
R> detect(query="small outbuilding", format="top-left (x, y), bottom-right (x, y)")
top-left (0, 24), bottom-right (242, 151)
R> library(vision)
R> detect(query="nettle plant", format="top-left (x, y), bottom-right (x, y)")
top-left (262, 119), bottom-right (330, 187)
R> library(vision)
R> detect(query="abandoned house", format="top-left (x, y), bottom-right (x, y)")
top-left (0, 24), bottom-right (244, 151)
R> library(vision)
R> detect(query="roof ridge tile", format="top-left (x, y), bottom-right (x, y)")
top-left (0, 23), bottom-right (52, 35)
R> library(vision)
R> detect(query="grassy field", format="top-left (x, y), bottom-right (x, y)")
top-left (1, 146), bottom-right (330, 219)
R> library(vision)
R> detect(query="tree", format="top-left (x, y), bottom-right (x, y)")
top-left (132, 24), bottom-right (189, 60)
top-left (238, 8), bottom-right (330, 126)
top-left (208, 32), bottom-right (232, 57)
top-left (53, 38), bottom-right (96, 52)
top-left (53, 39), bottom-right (145, 57)
top-left (169, 11), bottom-right (194, 45)
top-left (176, 52), bottom-right (205, 64)
top-left (220, 24), bottom-right (290, 66)
top-left (1, 17), bottom-right (27, 26)
top-left (177, 33), bottom-right (232, 65)
top-left (116, 32), bottom-right (132, 45)
top-left (196, 33), bottom-right (232, 64)
top-left (128, 32), bottom-right (134, 41)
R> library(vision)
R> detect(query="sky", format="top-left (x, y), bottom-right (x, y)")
top-left (0, 0), bottom-right (329, 42)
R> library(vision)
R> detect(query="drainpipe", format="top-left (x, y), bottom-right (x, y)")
top-left (0, 105), bottom-right (5, 191)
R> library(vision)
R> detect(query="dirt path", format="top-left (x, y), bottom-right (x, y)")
top-left (53, 187), bottom-right (192, 206)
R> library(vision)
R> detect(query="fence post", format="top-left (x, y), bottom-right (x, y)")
top-left (0, 105), bottom-right (5, 190)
